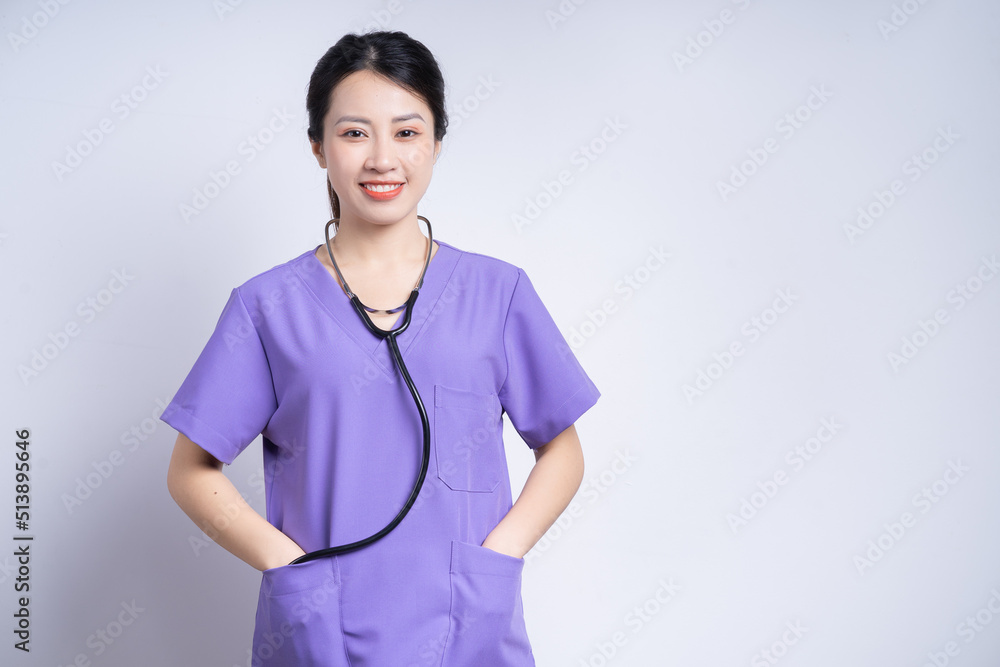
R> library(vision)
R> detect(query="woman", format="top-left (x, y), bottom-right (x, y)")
top-left (163, 30), bottom-right (600, 666)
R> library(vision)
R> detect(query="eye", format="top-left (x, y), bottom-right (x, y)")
top-left (343, 129), bottom-right (365, 138)
top-left (398, 129), bottom-right (418, 138)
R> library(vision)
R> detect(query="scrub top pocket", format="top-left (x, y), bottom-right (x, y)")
top-left (434, 384), bottom-right (503, 492)
top-left (255, 557), bottom-right (347, 666)
top-left (440, 540), bottom-right (534, 666)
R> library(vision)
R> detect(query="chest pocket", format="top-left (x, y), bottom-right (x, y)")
top-left (434, 384), bottom-right (503, 492)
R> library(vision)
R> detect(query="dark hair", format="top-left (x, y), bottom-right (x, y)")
top-left (306, 31), bottom-right (448, 228)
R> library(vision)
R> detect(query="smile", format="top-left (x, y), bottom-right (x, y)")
top-left (360, 183), bottom-right (404, 200)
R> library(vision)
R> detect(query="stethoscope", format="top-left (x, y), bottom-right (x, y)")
top-left (290, 215), bottom-right (434, 565)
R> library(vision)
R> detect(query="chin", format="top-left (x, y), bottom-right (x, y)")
top-left (351, 207), bottom-right (419, 225)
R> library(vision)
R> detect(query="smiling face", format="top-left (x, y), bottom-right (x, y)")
top-left (310, 69), bottom-right (441, 229)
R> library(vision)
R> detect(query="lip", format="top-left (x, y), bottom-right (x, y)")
top-left (359, 182), bottom-right (404, 201)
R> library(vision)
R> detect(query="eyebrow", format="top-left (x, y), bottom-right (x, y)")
top-left (334, 113), bottom-right (426, 125)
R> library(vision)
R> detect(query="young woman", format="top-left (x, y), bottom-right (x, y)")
top-left (163, 30), bottom-right (600, 666)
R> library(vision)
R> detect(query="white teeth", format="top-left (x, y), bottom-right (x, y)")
top-left (363, 183), bottom-right (401, 193)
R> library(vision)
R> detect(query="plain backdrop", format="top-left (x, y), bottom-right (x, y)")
top-left (2, 0), bottom-right (999, 665)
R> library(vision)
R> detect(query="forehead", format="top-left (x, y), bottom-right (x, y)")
top-left (329, 70), bottom-right (430, 116)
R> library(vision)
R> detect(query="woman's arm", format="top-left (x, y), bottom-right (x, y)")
top-left (481, 424), bottom-right (586, 559)
top-left (166, 433), bottom-right (306, 571)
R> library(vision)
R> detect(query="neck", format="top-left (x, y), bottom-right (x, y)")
top-left (331, 212), bottom-right (431, 268)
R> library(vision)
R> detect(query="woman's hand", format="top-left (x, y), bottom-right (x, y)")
top-left (167, 433), bottom-right (309, 572)
top-left (263, 544), bottom-right (309, 570)
top-left (480, 535), bottom-right (525, 559)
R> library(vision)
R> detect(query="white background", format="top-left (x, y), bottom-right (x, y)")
top-left (2, 0), bottom-right (999, 665)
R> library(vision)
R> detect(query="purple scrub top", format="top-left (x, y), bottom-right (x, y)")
top-left (161, 240), bottom-right (601, 666)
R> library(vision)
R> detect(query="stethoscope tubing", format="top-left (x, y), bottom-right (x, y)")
top-left (289, 218), bottom-right (433, 565)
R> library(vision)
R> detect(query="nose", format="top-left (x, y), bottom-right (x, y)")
top-left (365, 133), bottom-right (398, 172)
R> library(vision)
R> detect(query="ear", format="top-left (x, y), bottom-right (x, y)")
top-left (310, 139), bottom-right (327, 169)
top-left (433, 139), bottom-right (442, 163)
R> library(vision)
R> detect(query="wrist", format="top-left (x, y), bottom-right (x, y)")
top-left (261, 541), bottom-right (307, 571)
top-left (481, 532), bottom-right (526, 559)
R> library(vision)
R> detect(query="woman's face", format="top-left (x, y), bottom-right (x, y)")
top-left (311, 69), bottom-right (441, 229)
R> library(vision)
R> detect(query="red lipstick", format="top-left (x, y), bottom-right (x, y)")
top-left (360, 182), bottom-right (404, 201)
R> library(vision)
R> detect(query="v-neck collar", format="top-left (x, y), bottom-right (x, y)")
top-left (294, 240), bottom-right (461, 378)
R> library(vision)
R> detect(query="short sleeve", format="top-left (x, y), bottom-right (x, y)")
top-left (159, 287), bottom-right (278, 465)
top-left (498, 268), bottom-right (601, 449)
